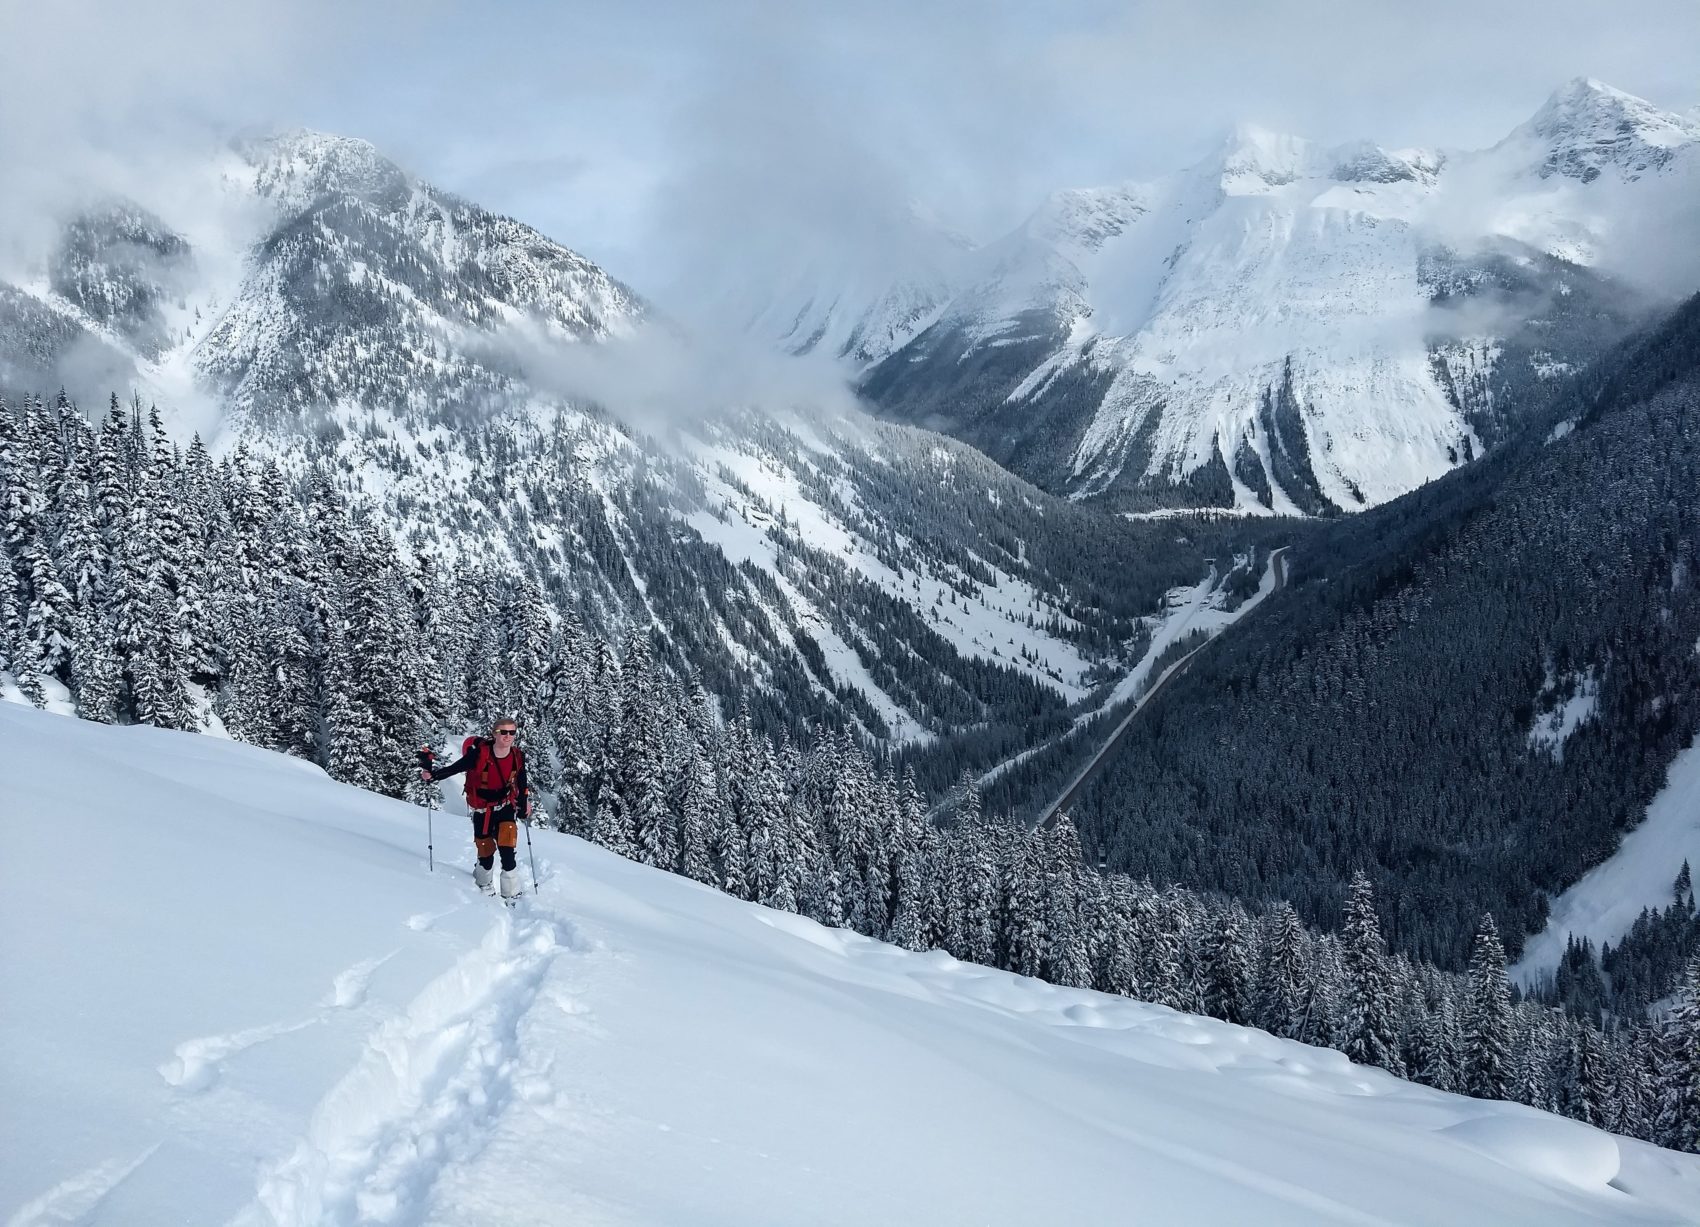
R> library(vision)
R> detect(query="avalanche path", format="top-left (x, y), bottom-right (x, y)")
top-left (4, 700), bottom-right (1699, 1226)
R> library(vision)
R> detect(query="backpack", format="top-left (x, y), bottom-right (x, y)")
top-left (460, 735), bottom-right (524, 811)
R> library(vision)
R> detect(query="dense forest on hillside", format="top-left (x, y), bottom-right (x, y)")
top-left (1078, 294), bottom-right (1700, 976)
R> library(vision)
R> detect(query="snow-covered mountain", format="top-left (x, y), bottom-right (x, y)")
top-left (0, 130), bottom-right (645, 436)
top-left (7, 700), bottom-right (1699, 1225)
top-left (0, 129), bottom-right (1262, 796)
top-left (847, 79), bottom-right (1695, 513)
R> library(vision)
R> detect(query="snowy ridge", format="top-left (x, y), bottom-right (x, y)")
top-left (856, 79), bottom-right (1693, 513)
top-left (2, 127), bottom-right (646, 441)
top-left (5, 699), bottom-right (1700, 1225)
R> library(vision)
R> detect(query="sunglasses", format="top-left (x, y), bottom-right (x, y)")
top-left (495, 729), bottom-right (519, 737)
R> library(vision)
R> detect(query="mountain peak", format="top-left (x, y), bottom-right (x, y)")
top-left (1513, 77), bottom-right (1699, 181)
top-left (235, 127), bottom-right (409, 210)
top-left (1211, 123), bottom-right (1313, 193)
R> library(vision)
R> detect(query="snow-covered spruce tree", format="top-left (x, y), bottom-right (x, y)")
top-left (1409, 990), bottom-right (1460, 1093)
top-left (674, 736), bottom-right (720, 886)
top-left (918, 828), bottom-right (953, 950)
top-left (70, 605), bottom-right (120, 723)
top-left (0, 398), bottom-right (41, 556)
top-left (1097, 877), bottom-right (1145, 999)
top-left (726, 701), bottom-right (777, 904)
top-left (504, 575), bottom-right (558, 792)
top-left (1042, 815), bottom-right (1093, 990)
top-left (1507, 1005), bottom-right (1556, 1112)
top-left (955, 768), bottom-right (982, 828)
top-left (618, 631), bottom-right (676, 871)
top-left (1141, 886), bottom-right (1186, 1011)
top-left (884, 767), bottom-right (928, 950)
top-left (323, 526), bottom-right (426, 796)
top-left (2, 543), bottom-right (47, 707)
top-left (1163, 885), bottom-right (1206, 1015)
top-left (888, 843), bottom-right (929, 952)
top-left (956, 817), bottom-right (1000, 967)
top-left (1303, 936), bottom-right (1346, 1049)
top-left (1000, 833), bottom-right (1046, 978)
top-left (1340, 871), bottom-right (1406, 1076)
top-left (752, 741), bottom-right (798, 914)
top-left (1257, 902), bottom-right (1310, 1040)
top-left (1202, 901), bottom-right (1255, 1026)
top-left (1610, 1025), bottom-right (1658, 1142)
top-left (1658, 952), bottom-right (1700, 1153)
top-left (265, 585), bottom-right (321, 760)
top-left (583, 638), bottom-right (627, 850)
top-left (1556, 1018), bottom-right (1612, 1128)
top-left (1463, 913), bottom-right (1514, 1101)
top-left (135, 583), bottom-right (194, 731)
top-left (52, 433), bottom-right (107, 616)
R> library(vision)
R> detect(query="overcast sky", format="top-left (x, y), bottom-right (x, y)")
top-left (5, 0), bottom-right (1698, 300)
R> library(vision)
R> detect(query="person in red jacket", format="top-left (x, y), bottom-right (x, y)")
top-left (422, 716), bottom-right (532, 900)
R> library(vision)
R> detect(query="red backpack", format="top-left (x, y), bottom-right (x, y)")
top-left (460, 736), bottom-right (524, 811)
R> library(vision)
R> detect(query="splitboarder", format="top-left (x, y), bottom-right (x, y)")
top-left (421, 717), bottom-right (532, 902)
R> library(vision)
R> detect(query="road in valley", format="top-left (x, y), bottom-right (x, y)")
top-left (1033, 547), bottom-right (1287, 830)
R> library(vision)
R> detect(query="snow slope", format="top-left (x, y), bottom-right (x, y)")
top-left (1513, 729), bottom-right (1700, 987)
top-left (6, 701), bottom-right (1700, 1226)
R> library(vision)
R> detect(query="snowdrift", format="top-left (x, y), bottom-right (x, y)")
top-left (3, 701), bottom-right (1698, 1226)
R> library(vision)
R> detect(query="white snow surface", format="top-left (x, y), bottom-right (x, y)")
top-left (1513, 729), bottom-right (1700, 987)
top-left (7, 700), bottom-right (1700, 1226)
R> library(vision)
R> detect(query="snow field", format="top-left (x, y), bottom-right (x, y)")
top-left (6, 700), bottom-right (1700, 1225)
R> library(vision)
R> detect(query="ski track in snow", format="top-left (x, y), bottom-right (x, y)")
top-left (236, 912), bottom-right (580, 1227)
top-left (3, 1146), bottom-right (159, 1227)
top-left (159, 952), bottom-right (402, 1092)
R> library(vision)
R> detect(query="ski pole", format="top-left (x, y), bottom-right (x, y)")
top-left (523, 788), bottom-right (540, 893)
top-left (417, 746), bottom-right (437, 872)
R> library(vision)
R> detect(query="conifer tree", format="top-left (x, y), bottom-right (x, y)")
top-left (1340, 871), bottom-right (1406, 1075)
top-left (675, 739), bottom-right (720, 886)
top-left (619, 631), bottom-right (675, 869)
top-left (504, 575), bottom-right (557, 789)
top-left (889, 843), bottom-right (928, 952)
top-left (1202, 903), bottom-right (1254, 1025)
top-left (1410, 993), bottom-right (1460, 1093)
top-left (1610, 1026), bottom-right (1657, 1142)
top-left (1558, 1019), bottom-right (1612, 1128)
top-left (1303, 936), bottom-right (1345, 1049)
top-left (956, 822), bottom-right (999, 966)
top-left (1042, 816), bottom-right (1092, 989)
top-left (1001, 836), bottom-right (1046, 977)
top-left (1463, 914), bottom-right (1513, 1101)
top-left (1511, 1007), bottom-right (1558, 1112)
top-left (70, 605), bottom-right (121, 723)
top-left (1658, 952), bottom-right (1700, 1153)
top-left (1258, 903), bottom-right (1310, 1039)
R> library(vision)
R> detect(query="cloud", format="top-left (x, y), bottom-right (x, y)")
top-left (0, 0), bottom-right (412, 275)
top-left (473, 315), bottom-right (861, 439)
top-left (9, 0), bottom-right (1699, 342)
